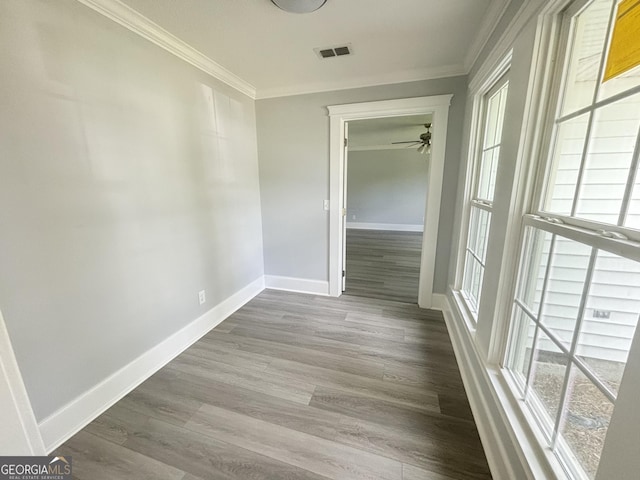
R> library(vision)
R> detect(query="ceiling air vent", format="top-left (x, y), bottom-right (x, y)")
top-left (314, 44), bottom-right (353, 59)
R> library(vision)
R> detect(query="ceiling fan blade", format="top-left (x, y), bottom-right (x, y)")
top-left (391, 141), bottom-right (421, 144)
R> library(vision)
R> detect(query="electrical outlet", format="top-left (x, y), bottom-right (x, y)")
top-left (352, 214), bottom-right (356, 220)
top-left (323, 200), bottom-right (330, 211)
top-left (198, 290), bottom-right (206, 305)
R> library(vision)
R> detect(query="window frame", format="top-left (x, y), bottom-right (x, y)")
top-left (456, 64), bottom-right (512, 323)
top-left (504, 219), bottom-right (639, 480)
top-left (501, 0), bottom-right (640, 478)
top-left (530, 0), bottom-right (640, 242)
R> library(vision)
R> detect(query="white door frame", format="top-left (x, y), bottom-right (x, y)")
top-left (327, 95), bottom-right (453, 308)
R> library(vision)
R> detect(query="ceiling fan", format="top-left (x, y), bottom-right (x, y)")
top-left (392, 123), bottom-right (432, 154)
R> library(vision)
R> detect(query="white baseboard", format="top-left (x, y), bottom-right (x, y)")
top-left (264, 275), bottom-right (329, 296)
top-left (429, 293), bottom-right (447, 311)
top-left (441, 292), bottom-right (528, 480)
top-left (0, 311), bottom-right (46, 455)
top-left (346, 222), bottom-right (424, 232)
top-left (38, 276), bottom-right (265, 453)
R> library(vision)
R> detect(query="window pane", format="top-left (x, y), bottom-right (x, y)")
top-left (544, 114), bottom-right (590, 215)
top-left (517, 228), bottom-right (553, 313)
top-left (508, 306), bottom-right (537, 387)
top-left (576, 250), bottom-right (640, 396)
top-left (574, 93), bottom-right (640, 224)
top-left (558, 366), bottom-right (613, 480)
top-left (560, 0), bottom-right (613, 115)
top-left (463, 254), bottom-right (484, 314)
top-left (599, 60), bottom-right (640, 101)
top-left (468, 207), bottom-right (491, 262)
top-left (476, 80), bottom-right (508, 202)
top-left (528, 330), bottom-right (570, 436)
top-left (477, 146), bottom-right (500, 201)
top-left (483, 83), bottom-right (508, 148)
top-left (540, 237), bottom-right (593, 349)
top-left (626, 167), bottom-right (640, 229)
top-left (463, 206), bottom-right (490, 315)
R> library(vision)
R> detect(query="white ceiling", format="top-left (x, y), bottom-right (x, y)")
top-left (118, 0), bottom-right (509, 99)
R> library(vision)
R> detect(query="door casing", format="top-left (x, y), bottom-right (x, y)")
top-left (327, 95), bottom-right (453, 308)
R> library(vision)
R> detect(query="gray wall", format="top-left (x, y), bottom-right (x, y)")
top-left (0, 0), bottom-right (264, 421)
top-left (347, 149), bottom-right (428, 227)
top-left (469, 0), bottom-right (526, 80)
top-left (256, 76), bottom-right (468, 292)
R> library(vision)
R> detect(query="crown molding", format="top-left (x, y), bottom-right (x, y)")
top-left (73, 0), bottom-right (510, 101)
top-left (75, 0), bottom-right (257, 99)
top-left (469, 0), bottom-right (548, 91)
top-left (464, 0), bottom-right (512, 72)
top-left (255, 64), bottom-right (467, 100)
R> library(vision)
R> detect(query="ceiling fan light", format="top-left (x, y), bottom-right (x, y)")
top-left (270, 0), bottom-right (327, 13)
top-left (417, 144), bottom-right (427, 154)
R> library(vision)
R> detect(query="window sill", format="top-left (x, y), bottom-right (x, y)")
top-left (451, 289), bottom-right (479, 335)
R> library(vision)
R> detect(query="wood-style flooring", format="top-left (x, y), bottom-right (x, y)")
top-left (56, 290), bottom-right (492, 480)
top-left (345, 229), bottom-right (422, 304)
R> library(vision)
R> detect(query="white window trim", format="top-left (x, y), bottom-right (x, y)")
top-left (500, 0), bottom-right (640, 478)
top-left (452, 0), bottom-right (596, 479)
top-left (454, 52), bottom-right (512, 324)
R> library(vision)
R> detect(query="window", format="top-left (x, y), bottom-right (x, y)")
top-left (505, 0), bottom-right (640, 478)
top-left (461, 74), bottom-right (510, 319)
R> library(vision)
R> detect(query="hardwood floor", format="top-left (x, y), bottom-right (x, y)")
top-left (345, 229), bottom-right (423, 304)
top-left (56, 290), bottom-right (492, 480)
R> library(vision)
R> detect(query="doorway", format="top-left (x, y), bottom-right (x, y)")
top-left (343, 115), bottom-right (431, 303)
top-left (327, 95), bottom-right (453, 308)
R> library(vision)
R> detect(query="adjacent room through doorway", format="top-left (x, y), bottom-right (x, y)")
top-left (343, 115), bottom-right (431, 303)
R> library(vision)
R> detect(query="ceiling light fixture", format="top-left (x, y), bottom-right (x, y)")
top-left (270, 0), bottom-right (327, 14)
top-left (417, 123), bottom-right (432, 154)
